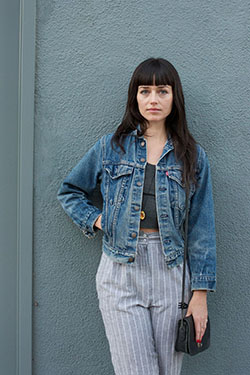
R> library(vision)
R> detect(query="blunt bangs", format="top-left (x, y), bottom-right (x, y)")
top-left (133, 58), bottom-right (176, 88)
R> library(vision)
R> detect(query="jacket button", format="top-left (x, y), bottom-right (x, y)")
top-left (140, 158), bottom-right (146, 162)
top-left (131, 232), bottom-right (137, 238)
top-left (141, 141), bottom-right (145, 147)
top-left (134, 205), bottom-right (140, 211)
top-left (128, 257), bottom-right (134, 263)
top-left (137, 181), bottom-right (142, 186)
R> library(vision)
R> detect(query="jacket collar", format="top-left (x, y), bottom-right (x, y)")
top-left (131, 123), bottom-right (174, 150)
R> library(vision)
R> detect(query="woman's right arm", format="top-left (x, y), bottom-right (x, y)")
top-left (57, 136), bottom-right (104, 238)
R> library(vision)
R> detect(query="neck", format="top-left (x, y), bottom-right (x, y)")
top-left (144, 123), bottom-right (167, 142)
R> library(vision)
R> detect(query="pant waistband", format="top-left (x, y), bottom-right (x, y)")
top-left (138, 230), bottom-right (161, 241)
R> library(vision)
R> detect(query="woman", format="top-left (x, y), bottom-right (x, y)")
top-left (57, 57), bottom-right (216, 375)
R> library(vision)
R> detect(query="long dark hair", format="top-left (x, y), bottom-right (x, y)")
top-left (111, 57), bottom-right (198, 188)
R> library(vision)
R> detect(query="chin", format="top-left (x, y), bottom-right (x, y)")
top-left (147, 116), bottom-right (165, 122)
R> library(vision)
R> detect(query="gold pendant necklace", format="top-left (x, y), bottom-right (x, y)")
top-left (140, 210), bottom-right (146, 220)
top-left (140, 163), bottom-right (155, 221)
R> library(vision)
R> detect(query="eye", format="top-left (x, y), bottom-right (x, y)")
top-left (140, 89), bottom-right (149, 94)
top-left (159, 89), bottom-right (168, 94)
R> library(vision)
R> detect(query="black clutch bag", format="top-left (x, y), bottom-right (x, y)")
top-left (175, 187), bottom-right (210, 356)
top-left (175, 315), bottom-right (210, 355)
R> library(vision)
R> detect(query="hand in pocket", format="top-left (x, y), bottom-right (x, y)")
top-left (94, 214), bottom-right (103, 230)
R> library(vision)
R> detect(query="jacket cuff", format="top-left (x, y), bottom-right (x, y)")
top-left (81, 209), bottom-right (102, 239)
top-left (191, 275), bottom-right (216, 292)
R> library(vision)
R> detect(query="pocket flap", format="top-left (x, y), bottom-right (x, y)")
top-left (105, 164), bottom-right (134, 179)
top-left (167, 169), bottom-right (185, 187)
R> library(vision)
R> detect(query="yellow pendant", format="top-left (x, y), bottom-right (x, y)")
top-left (140, 210), bottom-right (146, 220)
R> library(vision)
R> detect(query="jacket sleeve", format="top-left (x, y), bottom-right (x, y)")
top-left (187, 146), bottom-right (217, 291)
top-left (57, 136), bottom-right (104, 238)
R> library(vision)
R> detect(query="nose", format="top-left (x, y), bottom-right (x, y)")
top-left (149, 90), bottom-right (158, 104)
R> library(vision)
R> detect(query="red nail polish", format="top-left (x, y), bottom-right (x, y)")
top-left (196, 339), bottom-right (202, 343)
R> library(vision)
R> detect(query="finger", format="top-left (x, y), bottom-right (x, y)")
top-left (196, 322), bottom-right (207, 342)
top-left (196, 327), bottom-right (202, 342)
top-left (195, 321), bottom-right (203, 342)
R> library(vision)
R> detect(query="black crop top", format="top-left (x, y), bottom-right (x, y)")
top-left (140, 163), bottom-right (159, 229)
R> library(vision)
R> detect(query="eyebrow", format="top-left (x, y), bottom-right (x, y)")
top-left (138, 85), bottom-right (170, 88)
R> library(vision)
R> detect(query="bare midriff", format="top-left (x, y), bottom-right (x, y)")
top-left (139, 228), bottom-right (159, 233)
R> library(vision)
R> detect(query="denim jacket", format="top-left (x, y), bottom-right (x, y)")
top-left (57, 127), bottom-right (216, 291)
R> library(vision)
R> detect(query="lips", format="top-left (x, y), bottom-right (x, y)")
top-left (147, 108), bottom-right (161, 111)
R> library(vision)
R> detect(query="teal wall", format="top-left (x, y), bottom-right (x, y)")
top-left (1, 1), bottom-right (35, 374)
top-left (0, 1), bottom-right (19, 372)
top-left (34, 1), bottom-right (250, 374)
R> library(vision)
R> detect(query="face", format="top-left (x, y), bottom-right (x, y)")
top-left (136, 84), bottom-right (173, 126)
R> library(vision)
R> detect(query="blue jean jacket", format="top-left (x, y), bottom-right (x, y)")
top-left (57, 128), bottom-right (216, 291)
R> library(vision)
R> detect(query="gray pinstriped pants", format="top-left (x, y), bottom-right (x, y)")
top-left (96, 231), bottom-right (191, 375)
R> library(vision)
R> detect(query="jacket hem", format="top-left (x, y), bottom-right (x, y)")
top-left (102, 241), bottom-right (137, 264)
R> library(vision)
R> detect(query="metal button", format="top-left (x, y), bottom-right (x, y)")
top-left (141, 141), bottom-right (145, 147)
top-left (137, 181), bottom-right (142, 186)
top-left (140, 158), bottom-right (146, 162)
top-left (131, 232), bottom-right (137, 238)
top-left (134, 206), bottom-right (140, 211)
top-left (128, 257), bottom-right (134, 263)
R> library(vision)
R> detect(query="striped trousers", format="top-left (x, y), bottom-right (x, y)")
top-left (96, 231), bottom-right (191, 375)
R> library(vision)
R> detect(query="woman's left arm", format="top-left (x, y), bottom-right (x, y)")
top-left (187, 145), bottom-right (216, 292)
top-left (185, 146), bottom-right (216, 341)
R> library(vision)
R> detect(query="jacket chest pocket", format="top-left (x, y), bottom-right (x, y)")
top-left (167, 168), bottom-right (194, 210)
top-left (104, 164), bottom-right (134, 203)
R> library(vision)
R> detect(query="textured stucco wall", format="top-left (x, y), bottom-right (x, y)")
top-left (34, 1), bottom-right (250, 374)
